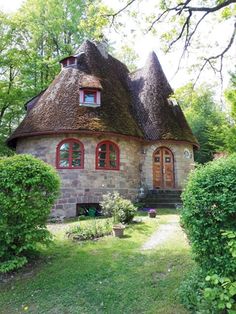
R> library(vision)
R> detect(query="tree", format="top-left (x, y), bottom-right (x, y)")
top-left (175, 83), bottom-right (229, 163)
top-left (113, 44), bottom-right (139, 71)
top-left (223, 71), bottom-right (236, 153)
top-left (0, 0), bottom-right (110, 156)
top-left (107, 0), bottom-right (236, 81)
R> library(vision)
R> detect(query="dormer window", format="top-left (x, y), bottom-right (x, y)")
top-left (84, 90), bottom-right (97, 104)
top-left (60, 56), bottom-right (77, 68)
top-left (79, 89), bottom-right (101, 107)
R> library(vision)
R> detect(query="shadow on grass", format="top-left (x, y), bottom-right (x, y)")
top-left (0, 237), bottom-right (192, 314)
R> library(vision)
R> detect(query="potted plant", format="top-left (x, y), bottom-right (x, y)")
top-left (148, 208), bottom-right (157, 218)
top-left (112, 207), bottom-right (125, 238)
top-left (112, 223), bottom-right (125, 238)
top-left (100, 192), bottom-right (137, 238)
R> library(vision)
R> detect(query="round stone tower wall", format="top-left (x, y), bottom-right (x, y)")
top-left (16, 134), bottom-right (142, 217)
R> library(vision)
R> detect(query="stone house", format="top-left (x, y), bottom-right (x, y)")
top-left (7, 40), bottom-right (198, 217)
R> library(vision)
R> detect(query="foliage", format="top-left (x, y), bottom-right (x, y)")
top-left (175, 83), bottom-right (230, 163)
top-left (223, 71), bottom-right (236, 154)
top-left (100, 192), bottom-right (137, 224)
top-left (178, 268), bottom-right (206, 312)
top-left (113, 44), bottom-right (139, 72)
top-left (0, 154), bottom-right (60, 273)
top-left (180, 155), bottom-right (236, 312)
top-left (181, 155), bottom-right (236, 274)
top-left (0, 0), bottom-right (111, 156)
top-left (179, 270), bottom-right (236, 313)
top-left (67, 218), bottom-right (113, 241)
top-left (225, 71), bottom-right (236, 122)
top-left (107, 0), bottom-right (236, 81)
top-left (203, 274), bottom-right (236, 313)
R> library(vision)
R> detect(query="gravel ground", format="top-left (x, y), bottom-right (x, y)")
top-left (141, 217), bottom-right (180, 250)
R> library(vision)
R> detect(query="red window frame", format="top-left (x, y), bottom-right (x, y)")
top-left (56, 138), bottom-right (84, 169)
top-left (83, 89), bottom-right (97, 104)
top-left (96, 141), bottom-right (120, 170)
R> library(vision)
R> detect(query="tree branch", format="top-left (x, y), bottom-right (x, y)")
top-left (193, 22), bottom-right (236, 85)
top-left (186, 0), bottom-right (236, 13)
top-left (106, 0), bottom-right (136, 26)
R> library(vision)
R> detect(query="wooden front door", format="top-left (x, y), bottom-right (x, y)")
top-left (153, 147), bottom-right (174, 189)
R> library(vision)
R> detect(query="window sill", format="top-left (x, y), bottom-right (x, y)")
top-left (79, 103), bottom-right (100, 108)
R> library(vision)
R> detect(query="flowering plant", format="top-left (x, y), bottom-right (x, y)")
top-left (148, 209), bottom-right (156, 213)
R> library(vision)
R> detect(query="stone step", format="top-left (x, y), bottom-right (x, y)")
top-left (144, 198), bottom-right (181, 204)
top-left (148, 189), bottom-right (182, 195)
top-left (144, 195), bottom-right (182, 200)
top-left (143, 203), bottom-right (181, 209)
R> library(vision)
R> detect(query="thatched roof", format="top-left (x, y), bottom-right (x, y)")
top-left (8, 40), bottom-right (198, 147)
top-left (129, 52), bottom-right (197, 144)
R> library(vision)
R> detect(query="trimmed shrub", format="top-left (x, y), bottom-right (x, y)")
top-left (0, 154), bottom-right (60, 273)
top-left (181, 155), bottom-right (236, 276)
top-left (100, 192), bottom-right (137, 224)
top-left (180, 155), bottom-right (236, 312)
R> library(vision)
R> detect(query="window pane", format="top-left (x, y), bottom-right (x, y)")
top-left (60, 143), bottom-right (69, 150)
top-left (110, 160), bottom-right (117, 168)
top-left (72, 159), bottom-right (81, 167)
top-left (109, 144), bottom-right (115, 152)
top-left (73, 142), bottom-right (80, 150)
top-left (60, 150), bottom-right (69, 159)
top-left (60, 160), bottom-right (69, 167)
top-left (72, 151), bottom-right (81, 159)
top-left (98, 160), bottom-right (105, 168)
top-left (84, 92), bottom-right (96, 103)
top-left (69, 58), bottom-right (75, 65)
top-left (98, 144), bottom-right (107, 152)
top-left (99, 152), bottom-right (106, 159)
top-left (109, 152), bottom-right (116, 160)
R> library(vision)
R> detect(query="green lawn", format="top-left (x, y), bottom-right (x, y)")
top-left (0, 210), bottom-right (193, 314)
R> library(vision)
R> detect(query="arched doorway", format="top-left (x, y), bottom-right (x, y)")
top-left (153, 147), bottom-right (175, 189)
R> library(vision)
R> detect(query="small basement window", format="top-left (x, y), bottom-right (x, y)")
top-left (79, 89), bottom-right (101, 107)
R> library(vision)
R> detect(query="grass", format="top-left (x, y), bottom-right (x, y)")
top-left (0, 209), bottom-right (193, 314)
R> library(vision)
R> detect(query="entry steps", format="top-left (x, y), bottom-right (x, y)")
top-left (141, 189), bottom-right (182, 209)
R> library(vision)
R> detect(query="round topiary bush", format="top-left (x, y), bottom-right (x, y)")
top-left (0, 154), bottom-right (60, 273)
top-left (181, 154), bottom-right (236, 277)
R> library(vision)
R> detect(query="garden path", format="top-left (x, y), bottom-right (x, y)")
top-left (141, 215), bottom-right (182, 250)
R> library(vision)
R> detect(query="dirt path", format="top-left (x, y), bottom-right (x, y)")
top-left (141, 216), bottom-right (181, 250)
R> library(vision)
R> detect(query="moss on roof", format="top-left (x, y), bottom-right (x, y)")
top-left (8, 40), bottom-right (198, 147)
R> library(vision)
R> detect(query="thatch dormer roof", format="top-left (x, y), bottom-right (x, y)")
top-left (8, 40), bottom-right (198, 148)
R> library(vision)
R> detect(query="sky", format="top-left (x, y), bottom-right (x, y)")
top-left (0, 0), bottom-right (22, 12)
top-left (0, 0), bottom-right (234, 93)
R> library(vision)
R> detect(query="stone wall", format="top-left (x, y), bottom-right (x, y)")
top-left (141, 141), bottom-right (194, 190)
top-left (16, 135), bottom-right (195, 217)
top-left (17, 134), bottom-right (142, 217)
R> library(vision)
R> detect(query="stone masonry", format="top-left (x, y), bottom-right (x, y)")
top-left (17, 134), bottom-right (142, 217)
top-left (17, 134), bottom-right (194, 217)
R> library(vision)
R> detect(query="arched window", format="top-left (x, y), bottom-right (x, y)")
top-left (56, 139), bottom-right (84, 169)
top-left (96, 141), bottom-right (120, 170)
